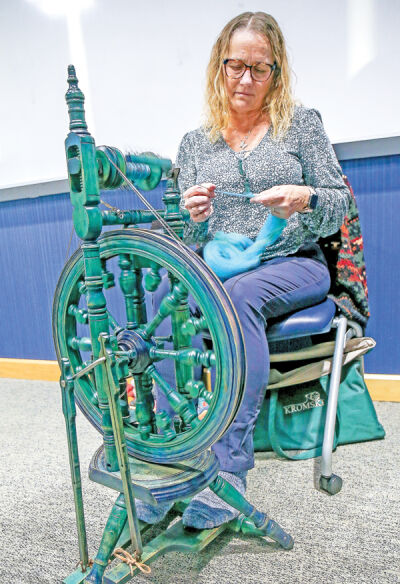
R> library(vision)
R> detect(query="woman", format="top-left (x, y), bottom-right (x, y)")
top-left (137, 11), bottom-right (350, 529)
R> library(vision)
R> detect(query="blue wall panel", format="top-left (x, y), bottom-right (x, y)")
top-left (341, 155), bottom-right (400, 374)
top-left (0, 185), bottom-right (164, 360)
top-left (0, 155), bottom-right (399, 373)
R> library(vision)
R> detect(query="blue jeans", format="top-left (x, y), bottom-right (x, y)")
top-left (153, 256), bottom-right (330, 472)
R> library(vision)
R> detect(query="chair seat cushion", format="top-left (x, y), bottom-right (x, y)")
top-left (266, 298), bottom-right (336, 342)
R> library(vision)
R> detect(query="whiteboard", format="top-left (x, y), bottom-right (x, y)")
top-left (0, 0), bottom-right (399, 188)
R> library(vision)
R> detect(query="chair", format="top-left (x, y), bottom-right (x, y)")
top-left (255, 174), bottom-right (372, 494)
top-left (262, 297), bottom-right (363, 495)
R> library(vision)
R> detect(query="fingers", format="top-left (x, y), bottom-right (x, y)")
top-left (191, 205), bottom-right (213, 222)
top-left (184, 194), bottom-right (211, 210)
top-left (250, 192), bottom-right (282, 207)
top-left (250, 186), bottom-right (292, 218)
top-left (183, 183), bottom-right (216, 201)
top-left (184, 195), bottom-right (213, 221)
top-left (199, 182), bottom-right (216, 195)
top-left (183, 183), bottom-right (216, 223)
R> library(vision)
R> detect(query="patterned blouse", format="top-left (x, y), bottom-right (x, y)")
top-left (176, 106), bottom-right (350, 262)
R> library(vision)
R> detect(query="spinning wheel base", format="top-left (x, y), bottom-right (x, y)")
top-left (64, 500), bottom-right (293, 584)
top-left (63, 513), bottom-right (226, 584)
top-left (104, 518), bottom-right (228, 584)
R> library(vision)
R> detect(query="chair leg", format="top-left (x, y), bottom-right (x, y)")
top-left (319, 315), bottom-right (347, 495)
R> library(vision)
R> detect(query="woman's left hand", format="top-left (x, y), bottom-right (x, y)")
top-left (250, 185), bottom-right (311, 218)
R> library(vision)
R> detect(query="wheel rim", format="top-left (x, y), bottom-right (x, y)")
top-left (53, 229), bottom-right (245, 463)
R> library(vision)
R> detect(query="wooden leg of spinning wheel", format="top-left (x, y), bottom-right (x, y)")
top-left (210, 476), bottom-right (294, 550)
top-left (60, 359), bottom-right (90, 572)
top-left (84, 494), bottom-right (128, 584)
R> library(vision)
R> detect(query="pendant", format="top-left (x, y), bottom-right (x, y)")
top-left (243, 178), bottom-right (252, 195)
top-left (237, 158), bottom-right (252, 196)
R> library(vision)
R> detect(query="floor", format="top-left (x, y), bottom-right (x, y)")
top-left (0, 379), bottom-right (399, 584)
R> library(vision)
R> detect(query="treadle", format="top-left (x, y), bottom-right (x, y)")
top-left (63, 567), bottom-right (92, 584)
top-left (103, 519), bottom-right (228, 584)
top-left (104, 507), bottom-right (293, 583)
top-left (89, 445), bottom-right (220, 503)
top-left (63, 521), bottom-right (153, 584)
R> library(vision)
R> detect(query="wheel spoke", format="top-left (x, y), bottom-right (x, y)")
top-left (101, 258), bottom-right (115, 288)
top-left (153, 335), bottom-right (173, 345)
top-left (68, 304), bottom-right (88, 324)
top-left (155, 411), bottom-right (177, 441)
top-left (107, 310), bottom-right (120, 332)
top-left (119, 254), bottom-right (146, 329)
top-left (149, 347), bottom-right (216, 368)
top-left (68, 336), bottom-right (92, 351)
top-left (141, 281), bottom-right (187, 339)
top-left (146, 365), bottom-right (200, 428)
top-left (144, 262), bottom-right (162, 292)
top-left (181, 315), bottom-right (208, 336)
top-left (185, 380), bottom-right (213, 404)
top-left (169, 276), bottom-right (194, 396)
top-left (132, 373), bottom-right (155, 439)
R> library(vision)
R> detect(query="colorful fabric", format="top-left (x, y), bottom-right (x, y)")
top-left (319, 176), bottom-right (370, 327)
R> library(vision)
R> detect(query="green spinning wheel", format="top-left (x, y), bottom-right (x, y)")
top-left (57, 65), bottom-right (293, 584)
top-left (53, 228), bottom-right (245, 464)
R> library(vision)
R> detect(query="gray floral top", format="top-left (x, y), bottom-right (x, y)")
top-left (176, 106), bottom-right (350, 262)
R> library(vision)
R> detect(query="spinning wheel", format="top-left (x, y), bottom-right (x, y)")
top-left (53, 228), bottom-right (245, 463)
top-left (56, 65), bottom-right (293, 584)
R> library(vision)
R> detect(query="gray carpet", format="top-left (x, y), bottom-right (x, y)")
top-left (0, 379), bottom-right (399, 584)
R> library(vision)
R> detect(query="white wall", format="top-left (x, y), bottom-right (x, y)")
top-left (0, 0), bottom-right (399, 188)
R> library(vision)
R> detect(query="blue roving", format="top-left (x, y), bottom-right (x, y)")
top-left (203, 214), bottom-right (287, 281)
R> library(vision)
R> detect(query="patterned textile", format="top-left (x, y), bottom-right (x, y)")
top-left (177, 107), bottom-right (350, 254)
top-left (319, 176), bottom-right (370, 327)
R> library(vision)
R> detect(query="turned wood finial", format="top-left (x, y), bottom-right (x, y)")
top-left (65, 65), bottom-right (89, 135)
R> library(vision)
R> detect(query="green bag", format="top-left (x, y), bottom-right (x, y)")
top-left (254, 358), bottom-right (385, 460)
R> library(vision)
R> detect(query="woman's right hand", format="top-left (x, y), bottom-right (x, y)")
top-left (183, 183), bottom-right (215, 223)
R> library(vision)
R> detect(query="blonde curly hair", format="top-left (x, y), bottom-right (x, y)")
top-left (204, 12), bottom-right (295, 141)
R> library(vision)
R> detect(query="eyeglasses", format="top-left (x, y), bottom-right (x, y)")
top-left (223, 59), bottom-right (277, 82)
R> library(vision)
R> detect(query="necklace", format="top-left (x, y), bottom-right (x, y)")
top-left (232, 115), bottom-right (265, 151)
top-left (224, 115), bottom-right (267, 196)
top-left (238, 127), bottom-right (255, 150)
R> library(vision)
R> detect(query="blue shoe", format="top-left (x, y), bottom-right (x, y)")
top-left (135, 499), bottom-right (174, 524)
top-left (182, 470), bottom-right (247, 529)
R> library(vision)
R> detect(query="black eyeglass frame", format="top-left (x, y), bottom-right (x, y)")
top-left (223, 59), bottom-right (277, 81)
